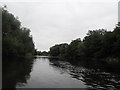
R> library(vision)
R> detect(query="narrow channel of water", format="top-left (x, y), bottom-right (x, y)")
top-left (2, 56), bottom-right (120, 89)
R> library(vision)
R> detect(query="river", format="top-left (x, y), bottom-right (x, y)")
top-left (2, 56), bottom-right (120, 89)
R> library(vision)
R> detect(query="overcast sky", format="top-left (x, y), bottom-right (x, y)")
top-left (1, 0), bottom-right (119, 51)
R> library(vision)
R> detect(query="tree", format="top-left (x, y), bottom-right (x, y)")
top-left (2, 6), bottom-right (35, 57)
top-left (50, 44), bottom-right (60, 56)
top-left (67, 38), bottom-right (82, 60)
top-left (83, 29), bottom-right (106, 58)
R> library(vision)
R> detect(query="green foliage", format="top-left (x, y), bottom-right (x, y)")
top-left (67, 38), bottom-right (82, 60)
top-left (2, 7), bottom-right (35, 57)
top-left (50, 43), bottom-right (68, 58)
top-left (49, 25), bottom-right (120, 62)
top-left (50, 44), bottom-right (60, 56)
top-left (83, 29), bottom-right (106, 58)
top-left (34, 50), bottom-right (49, 56)
top-left (112, 24), bottom-right (120, 57)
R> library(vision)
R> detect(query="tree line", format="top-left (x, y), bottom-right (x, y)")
top-left (2, 6), bottom-right (120, 63)
top-left (49, 23), bottom-right (120, 63)
top-left (2, 6), bottom-right (35, 57)
top-left (34, 50), bottom-right (49, 56)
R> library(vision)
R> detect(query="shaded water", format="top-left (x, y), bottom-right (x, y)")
top-left (2, 56), bottom-right (120, 89)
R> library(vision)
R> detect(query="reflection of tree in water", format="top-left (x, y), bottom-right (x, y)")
top-left (49, 58), bottom-right (120, 89)
top-left (2, 57), bottom-right (34, 89)
top-left (81, 69), bottom-right (120, 89)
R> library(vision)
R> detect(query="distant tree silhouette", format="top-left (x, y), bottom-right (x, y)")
top-left (50, 24), bottom-right (120, 63)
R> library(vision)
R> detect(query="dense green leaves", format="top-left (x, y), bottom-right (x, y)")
top-left (50, 25), bottom-right (120, 62)
top-left (2, 7), bottom-right (35, 57)
top-left (50, 43), bottom-right (68, 58)
top-left (83, 29), bottom-right (106, 58)
top-left (34, 50), bottom-right (49, 56)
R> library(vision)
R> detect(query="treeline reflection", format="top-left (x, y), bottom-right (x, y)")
top-left (2, 57), bottom-right (34, 89)
top-left (49, 58), bottom-right (120, 89)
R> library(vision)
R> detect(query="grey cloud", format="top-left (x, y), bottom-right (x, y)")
top-left (1, 1), bottom-right (118, 51)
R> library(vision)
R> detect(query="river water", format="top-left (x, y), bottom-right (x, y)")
top-left (2, 56), bottom-right (120, 89)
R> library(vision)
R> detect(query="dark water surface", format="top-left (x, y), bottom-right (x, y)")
top-left (2, 56), bottom-right (120, 89)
